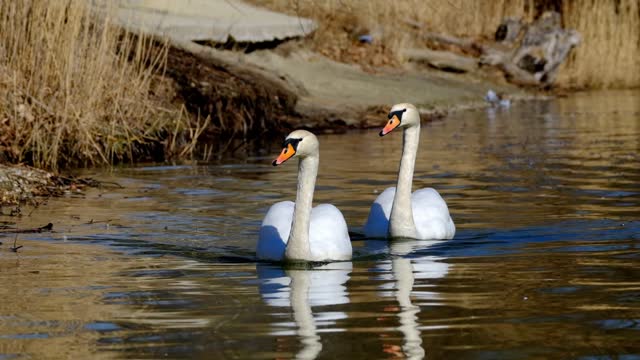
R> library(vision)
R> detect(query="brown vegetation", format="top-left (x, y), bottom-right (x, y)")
top-left (558, 0), bottom-right (640, 88)
top-left (249, 0), bottom-right (639, 89)
top-left (0, 0), bottom-right (300, 170)
top-left (0, 0), bottom-right (180, 170)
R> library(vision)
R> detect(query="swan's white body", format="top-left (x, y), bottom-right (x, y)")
top-left (364, 103), bottom-right (455, 240)
top-left (258, 201), bottom-right (351, 261)
top-left (364, 187), bottom-right (455, 240)
top-left (257, 130), bottom-right (352, 262)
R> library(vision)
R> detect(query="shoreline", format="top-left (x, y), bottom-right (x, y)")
top-left (176, 41), bottom-right (545, 133)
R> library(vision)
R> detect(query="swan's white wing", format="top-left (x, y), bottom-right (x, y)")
top-left (363, 187), bottom-right (396, 238)
top-left (309, 204), bottom-right (352, 261)
top-left (411, 188), bottom-right (455, 240)
top-left (257, 201), bottom-right (294, 261)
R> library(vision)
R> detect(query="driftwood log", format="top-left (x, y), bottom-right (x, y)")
top-left (403, 48), bottom-right (478, 73)
top-left (407, 11), bottom-right (580, 87)
top-left (505, 12), bottom-right (581, 85)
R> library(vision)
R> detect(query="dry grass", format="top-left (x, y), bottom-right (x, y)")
top-left (558, 0), bottom-right (640, 88)
top-left (250, 0), bottom-right (639, 88)
top-left (0, 0), bottom-right (182, 170)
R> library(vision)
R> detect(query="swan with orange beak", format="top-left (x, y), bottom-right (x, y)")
top-left (365, 103), bottom-right (455, 240)
top-left (258, 130), bottom-right (352, 262)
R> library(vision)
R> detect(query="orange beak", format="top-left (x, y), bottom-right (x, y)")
top-left (272, 143), bottom-right (296, 166)
top-left (380, 115), bottom-right (401, 136)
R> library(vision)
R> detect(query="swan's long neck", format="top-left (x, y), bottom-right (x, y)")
top-left (289, 270), bottom-right (322, 359)
top-left (390, 124), bottom-right (419, 238)
top-left (393, 258), bottom-right (425, 359)
top-left (285, 155), bottom-right (318, 260)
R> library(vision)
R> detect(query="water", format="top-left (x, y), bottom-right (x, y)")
top-left (1, 91), bottom-right (638, 359)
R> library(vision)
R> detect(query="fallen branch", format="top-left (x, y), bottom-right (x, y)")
top-left (404, 48), bottom-right (478, 73)
top-left (403, 12), bottom-right (580, 88)
top-left (55, 175), bottom-right (123, 189)
top-left (422, 31), bottom-right (479, 55)
top-left (0, 222), bottom-right (53, 234)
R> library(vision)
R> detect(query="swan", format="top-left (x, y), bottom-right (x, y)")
top-left (257, 130), bottom-right (352, 262)
top-left (364, 103), bottom-right (455, 240)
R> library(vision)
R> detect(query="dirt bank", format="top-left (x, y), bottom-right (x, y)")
top-left (0, 165), bottom-right (92, 208)
top-left (116, 0), bottom-right (542, 134)
top-left (160, 45), bottom-right (300, 138)
top-left (162, 38), bottom-right (538, 133)
top-left (0, 163), bottom-right (126, 209)
top-left (241, 45), bottom-right (534, 128)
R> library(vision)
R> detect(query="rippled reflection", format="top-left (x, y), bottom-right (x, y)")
top-left (368, 239), bottom-right (449, 359)
top-left (258, 262), bottom-right (352, 360)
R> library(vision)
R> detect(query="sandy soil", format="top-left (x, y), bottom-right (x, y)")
top-left (242, 47), bottom-right (532, 127)
top-left (170, 39), bottom-right (538, 133)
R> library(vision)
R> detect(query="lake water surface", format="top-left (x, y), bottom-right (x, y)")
top-left (1, 91), bottom-right (638, 359)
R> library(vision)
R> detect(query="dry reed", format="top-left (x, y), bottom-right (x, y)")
top-left (0, 0), bottom-right (181, 170)
top-left (250, 0), bottom-right (639, 88)
top-left (558, 0), bottom-right (640, 88)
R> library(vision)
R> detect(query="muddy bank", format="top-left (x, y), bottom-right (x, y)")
top-left (130, 2), bottom-right (584, 138)
top-left (242, 46), bottom-right (537, 128)
top-left (0, 165), bottom-right (68, 208)
top-left (162, 39), bottom-right (541, 133)
top-left (0, 164), bottom-right (114, 208)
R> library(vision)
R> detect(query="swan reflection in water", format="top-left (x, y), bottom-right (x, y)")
top-left (256, 239), bottom-right (448, 360)
top-left (371, 238), bottom-right (450, 360)
top-left (257, 262), bottom-right (352, 360)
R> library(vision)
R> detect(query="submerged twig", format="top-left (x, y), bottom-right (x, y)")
top-left (56, 175), bottom-right (123, 189)
top-left (10, 233), bottom-right (22, 252)
top-left (0, 222), bottom-right (53, 234)
top-left (87, 219), bottom-right (113, 225)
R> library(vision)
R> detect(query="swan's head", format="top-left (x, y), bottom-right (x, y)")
top-left (380, 103), bottom-right (420, 136)
top-left (272, 130), bottom-right (319, 166)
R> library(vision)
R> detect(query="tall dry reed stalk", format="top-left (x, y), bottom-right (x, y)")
top-left (250, 0), bottom-right (639, 89)
top-left (0, 0), bottom-right (180, 170)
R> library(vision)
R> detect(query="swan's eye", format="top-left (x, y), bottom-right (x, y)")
top-left (388, 108), bottom-right (407, 121)
top-left (281, 137), bottom-right (302, 152)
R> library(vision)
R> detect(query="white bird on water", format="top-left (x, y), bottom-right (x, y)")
top-left (364, 103), bottom-right (455, 240)
top-left (257, 130), bottom-right (352, 262)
